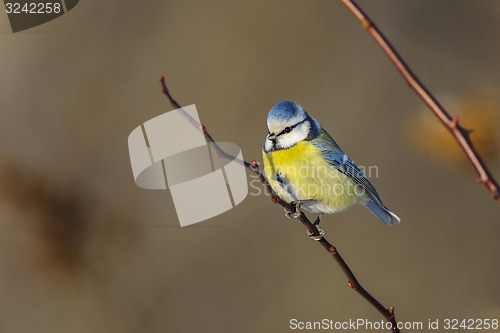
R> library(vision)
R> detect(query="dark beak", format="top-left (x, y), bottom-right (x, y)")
top-left (267, 133), bottom-right (276, 142)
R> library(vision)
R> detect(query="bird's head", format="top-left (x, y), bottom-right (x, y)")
top-left (264, 101), bottom-right (319, 152)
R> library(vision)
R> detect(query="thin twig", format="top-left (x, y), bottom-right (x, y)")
top-left (340, 0), bottom-right (500, 202)
top-left (159, 77), bottom-right (400, 333)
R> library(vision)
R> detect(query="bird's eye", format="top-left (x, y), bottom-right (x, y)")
top-left (284, 127), bottom-right (292, 133)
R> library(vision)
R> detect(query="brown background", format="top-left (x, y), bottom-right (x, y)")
top-left (1, 1), bottom-right (499, 332)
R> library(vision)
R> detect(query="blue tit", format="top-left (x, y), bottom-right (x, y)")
top-left (262, 101), bottom-right (400, 226)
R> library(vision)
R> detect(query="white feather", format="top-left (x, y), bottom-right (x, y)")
top-left (275, 121), bottom-right (310, 149)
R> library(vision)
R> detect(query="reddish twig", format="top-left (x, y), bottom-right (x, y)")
top-left (340, 0), bottom-right (500, 202)
top-left (159, 76), bottom-right (400, 333)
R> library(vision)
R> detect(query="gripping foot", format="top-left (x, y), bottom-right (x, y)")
top-left (306, 225), bottom-right (326, 241)
top-left (284, 200), bottom-right (310, 219)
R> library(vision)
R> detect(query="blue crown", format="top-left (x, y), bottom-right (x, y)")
top-left (267, 100), bottom-right (305, 123)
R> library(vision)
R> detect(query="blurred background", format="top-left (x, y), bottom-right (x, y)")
top-left (1, 0), bottom-right (500, 332)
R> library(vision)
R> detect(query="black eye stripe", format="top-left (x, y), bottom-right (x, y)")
top-left (276, 118), bottom-right (307, 136)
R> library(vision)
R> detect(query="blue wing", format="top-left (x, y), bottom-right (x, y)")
top-left (312, 127), bottom-right (400, 225)
top-left (312, 128), bottom-right (383, 205)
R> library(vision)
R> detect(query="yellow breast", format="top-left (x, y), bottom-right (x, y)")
top-left (262, 141), bottom-right (365, 213)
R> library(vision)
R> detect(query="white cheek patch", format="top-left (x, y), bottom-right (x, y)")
top-left (267, 115), bottom-right (306, 135)
top-left (277, 121), bottom-right (310, 149)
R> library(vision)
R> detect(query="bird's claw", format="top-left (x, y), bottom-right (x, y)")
top-left (306, 225), bottom-right (326, 241)
top-left (284, 208), bottom-right (301, 219)
top-left (284, 200), bottom-right (307, 219)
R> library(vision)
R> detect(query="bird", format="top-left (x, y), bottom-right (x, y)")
top-left (262, 101), bottom-right (400, 230)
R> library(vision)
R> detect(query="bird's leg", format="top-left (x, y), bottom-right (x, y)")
top-left (284, 200), bottom-right (310, 219)
top-left (312, 213), bottom-right (322, 226)
top-left (283, 202), bottom-right (326, 240)
top-left (305, 214), bottom-right (325, 240)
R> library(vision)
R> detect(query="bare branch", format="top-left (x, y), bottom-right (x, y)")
top-left (340, 0), bottom-right (500, 202)
top-left (159, 77), bottom-right (400, 333)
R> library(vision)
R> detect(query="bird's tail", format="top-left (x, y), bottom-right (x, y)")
top-left (364, 200), bottom-right (401, 226)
